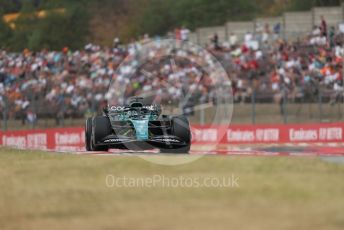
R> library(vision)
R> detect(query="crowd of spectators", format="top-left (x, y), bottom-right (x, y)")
top-left (208, 18), bottom-right (344, 105)
top-left (0, 17), bottom-right (344, 123)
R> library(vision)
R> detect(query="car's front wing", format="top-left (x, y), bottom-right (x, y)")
top-left (95, 135), bottom-right (189, 150)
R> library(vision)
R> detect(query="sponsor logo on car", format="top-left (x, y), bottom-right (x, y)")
top-left (110, 106), bottom-right (125, 111)
top-left (109, 105), bottom-right (155, 111)
top-left (155, 138), bottom-right (180, 143)
top-left (104, 138), bottom-right (128, 143)
top-left (143, 105), bottom-right (154, 110)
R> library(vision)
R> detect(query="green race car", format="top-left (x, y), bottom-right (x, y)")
top-left (85, 97), bottom-right (191, 153)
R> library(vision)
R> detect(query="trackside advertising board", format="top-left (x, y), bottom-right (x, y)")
top-left (0, 123), bottom-right (344, 150)
top-left (0, 127), bottom-right (85, 151)
top-left (192, 123), bottom-right (344, 144)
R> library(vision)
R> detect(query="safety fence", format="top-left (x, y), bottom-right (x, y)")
top-left (1, 123), bottom-right (343, 151)
top-left (2, 98), bottom-right (344, 131)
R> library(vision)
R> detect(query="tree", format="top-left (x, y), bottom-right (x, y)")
top-left (0, 10), bottom-right (13, 49)
top-left (9, 1), bottom-right (39, 51)
top-left (0, 0), bottom-right (21, 14)
top-left (130, 0), bottom-right (257, 38)
top-left (33, 3), bottom-right (89, 50)
top-left (1, 0), bottom-right (90, 51)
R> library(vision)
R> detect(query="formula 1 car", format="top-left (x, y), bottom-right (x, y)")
top-left (85, 97), bottom-right (191, 153)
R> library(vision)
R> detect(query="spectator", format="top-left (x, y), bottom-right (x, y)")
top-left (244, 31), bottom-right (253, 43)
top-left (180, 26), bottom-right (190, 42)
top-left (229, 32), bottom-right (238, 47)
top-left (320, 15), bottom-right (327, 38)
top-left (211, 33), bottom-right (221, 50)
top-left (273, 23), bottom-right (281, 35)
top-left (175, 28), bottom-right (181, 41)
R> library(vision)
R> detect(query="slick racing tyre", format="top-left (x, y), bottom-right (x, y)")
top-left (172, 115), bottom-right (191, 144)
top-left (85, 118), bottom-right (92, 151)
top-left (160, 115), bottom-right (191, 154)
top-left (90, 116), bottom-right (112, 151)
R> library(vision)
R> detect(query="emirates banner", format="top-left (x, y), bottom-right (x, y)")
top-left (1, 123), bottom-right (344, 150)
top-left (192, 123), bottom-right (344, 144)
top-left (0, 127), bottom-right (85, 151)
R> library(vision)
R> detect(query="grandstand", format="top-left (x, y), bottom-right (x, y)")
top-left (1, 4), bottom-right (344, 129)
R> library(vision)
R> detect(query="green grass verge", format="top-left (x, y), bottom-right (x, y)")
top-left (0, 147), bottom-right (344, 230)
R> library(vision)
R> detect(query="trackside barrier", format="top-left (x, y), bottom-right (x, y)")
top-left (192, 123), bottom-right (344, 144)
top-left (0, 123), bottom-right (344, 150)
top-left (0, 127), bottom-right (85, 151)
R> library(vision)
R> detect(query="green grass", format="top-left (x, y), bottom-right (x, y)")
top-left (0, 147), bottom-right (344, 230)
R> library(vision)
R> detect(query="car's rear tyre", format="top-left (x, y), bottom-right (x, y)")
top-left (160, 115), bottom-right (191, 154)
top-left (90, 116), bottom-right (112, 151)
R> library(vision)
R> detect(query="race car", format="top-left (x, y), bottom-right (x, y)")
top-left (85, 97), bottom-right (191, 153)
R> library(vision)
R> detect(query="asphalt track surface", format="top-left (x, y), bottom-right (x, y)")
top-left (55, 144), bottom-right (344, 159)
top-left (53, 145), bottom-right (344, 165)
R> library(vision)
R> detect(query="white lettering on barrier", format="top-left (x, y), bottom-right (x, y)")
top-left (2, 135), bottom-right (27, 148)
top-left (227, 130), bottom-right (255, 142)
top-left (193, 129), bottom-right (218, 142)
top-left (289, 129), bottom-right (318, 141)
top-left (256, 129), bottom-right (279, 141)
top-left (319, 127), bottom-right (342, 141)
top-left (27, 133), bottom-right (47, 148)
top-left (55, 132), bottom-right (82, 145)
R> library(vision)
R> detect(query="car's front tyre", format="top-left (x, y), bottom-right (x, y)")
top-left (85, 118), bottom-right (92, 151)
top-left (85, 116), bottom-right (111, 152)
top-left (160, 115), bottom-right (191, 154)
